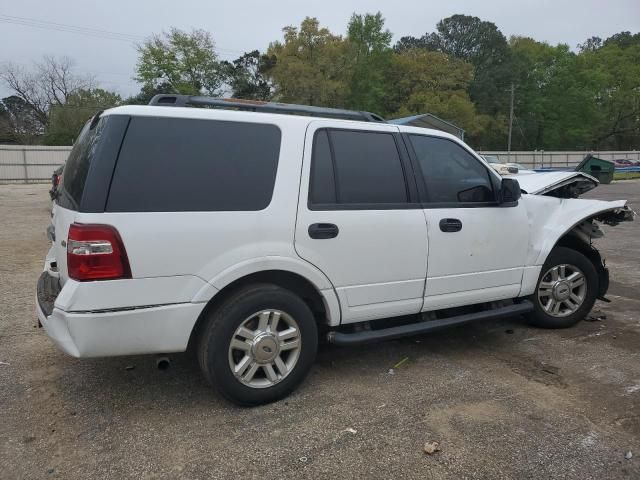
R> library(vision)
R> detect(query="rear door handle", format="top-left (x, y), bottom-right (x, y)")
top-left (439, 218), bottom-right (462, 233)
top-left (308, 223), bottom-right (339, 239)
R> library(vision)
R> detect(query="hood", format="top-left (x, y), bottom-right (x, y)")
top-left (513, 171), bottom-right (598, 198)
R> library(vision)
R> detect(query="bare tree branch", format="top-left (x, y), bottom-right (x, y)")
top-left (0, 56), bottom-right (94, 140)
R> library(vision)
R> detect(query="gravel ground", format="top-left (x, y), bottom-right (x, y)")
top-left (1, 181), bottom-right (639, 480)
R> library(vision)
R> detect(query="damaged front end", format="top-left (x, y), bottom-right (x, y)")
top-left (558, 210), bottom-right (631, 301)
top-left (518, 170), bottom-right (635, 302)
top-left (515, 171), bottom-right (599, 198)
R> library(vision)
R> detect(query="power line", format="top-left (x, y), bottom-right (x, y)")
top-left (0, 14), bottom-right (142, 43)
top-left (0, 13), bottom-right (246, 57)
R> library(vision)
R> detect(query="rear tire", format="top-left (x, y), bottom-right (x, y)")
top-left (198, 283), bottom-right (318, 406)
top-left (526, 246), bottom-right (598, 329)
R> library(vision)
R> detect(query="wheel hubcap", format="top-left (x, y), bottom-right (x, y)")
top-left (228, 309), bottom-right (302, 389)
top-left (537, 264), bottom-right (587, 317)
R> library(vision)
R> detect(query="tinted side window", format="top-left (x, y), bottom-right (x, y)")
top-left (60, 118), bottom-right (105, 209)
top-left (309, 130), bottom-right (336, 204)
top-left (409, 135), bottom-right (495, 204)
top-left (324, 130), bottom-right (407, 204)
top-left (106, 117), bottom-right (281, 212)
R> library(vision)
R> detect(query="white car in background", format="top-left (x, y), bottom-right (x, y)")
top-left (482, 154), bottom-right (530, 175)
top-left (36, 95), bottom-right (634, 405)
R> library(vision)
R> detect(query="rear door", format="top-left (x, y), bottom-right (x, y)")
top-left (294, 121), bottom-right (428, 324)
top-left (404, 133), bottom-right (529, 310)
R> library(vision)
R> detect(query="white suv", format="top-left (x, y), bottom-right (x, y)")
top-left (37, 95), bottom-right (634, 405)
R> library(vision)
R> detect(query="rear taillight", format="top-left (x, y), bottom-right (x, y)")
top-left (67, 223), bottom-right (131, 281)
top-left (53, 174), bottom-right (61, 187)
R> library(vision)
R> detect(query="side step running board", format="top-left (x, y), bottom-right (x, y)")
top-left (327, 301), bottom-right (534, 346)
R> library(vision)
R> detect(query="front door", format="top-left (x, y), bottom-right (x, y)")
top-left (404, 133), bottom-right (529, 311)
top-left (294, 121), bottom-right (428, 324)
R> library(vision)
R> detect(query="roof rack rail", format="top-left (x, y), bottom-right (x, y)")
top-left (148, 94), bottom-right (385, 123)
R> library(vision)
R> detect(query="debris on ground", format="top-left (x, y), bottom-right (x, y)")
top-left (388, 368), bottom-right (395, 375)
top-left (124, 365), bottom-right (135, 371)
top-left (505, 329), bottom-right (514, 334)
top-left (0, 361), bottom-right (9, 366)
top-left (585, 312), bottom-right (607, 322)
top-left (394, 357), bottom-right (409, 369)
top-left (423, 441), bottom-right (441, 455)
top-left (625, 451), bottom-right (633, 460)
top-left (344, 428), bottom-right (357, 434)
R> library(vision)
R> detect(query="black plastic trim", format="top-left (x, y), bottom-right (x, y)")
top-left (78, 115), bottom-right (131, 213)
top-left (327, 301), bottom-right (534, 346)
top-left (309, 202), bottom-right (423, 211)
top-left (149, 94), bottom-right (385, 123)
top-left (37, 271), bottom-right (61, 318)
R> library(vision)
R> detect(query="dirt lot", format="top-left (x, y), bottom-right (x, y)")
top-left (1, 181), bottom-right (639, 480)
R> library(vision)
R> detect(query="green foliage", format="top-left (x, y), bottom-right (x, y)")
top-left (582, 42), bottom-right (640, 149)
top-left (264, 18), bottom-right (351, 107)
top-left (222, 51), bottom-right (273, 100)
top-left (44, 89), bottom-right (121, 145)
top-left (135, 28), bottom-right (223, 95)
top-left (345, 12), bottom-right (392, 113)
top-left (394, 15), bottom-right (512, 119)
top-left (121, 15), bottom-right (640, 151)
top-left (385, 49), bottom-right (483, 136)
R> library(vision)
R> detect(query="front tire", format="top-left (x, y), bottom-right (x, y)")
top-left (198, 283), bottom-right (318, 406)
top-left (526, 246), bottom-right (598, 329)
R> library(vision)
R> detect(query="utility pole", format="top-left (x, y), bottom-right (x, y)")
top-left (507, 82), bottom-right (514, 160)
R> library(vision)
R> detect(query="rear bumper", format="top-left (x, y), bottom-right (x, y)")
top-left (36, 272), bottom-right (205, 358)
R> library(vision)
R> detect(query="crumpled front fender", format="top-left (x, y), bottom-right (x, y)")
top-left (521, 195), bottom-right (633, 267)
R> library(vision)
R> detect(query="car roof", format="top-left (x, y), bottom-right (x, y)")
top-left (103, 105), bottom-right (453, 140)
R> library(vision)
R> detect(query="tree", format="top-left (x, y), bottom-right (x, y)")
top-left (222, 51), bottom-right (273, 100)
top-left (125, 82), bottom-right (175, 105)
top-left (135, 28), bottom-right (224, 95)
top-left (394, 34), bottom-right (438, 52)
top-left (434, 15), bottom-right (512, 119)
top-left (264, 17), bottom-right (351, 107)
top-left (578, 36), bottom-right (602, 52)
top-left (384, 49), bottom-right (484, 136)
top-left (44, 88), bottom-right (121, 145)
top-left (0, 56), bottom-right (93, 138)
top-left (345, 12), bottom-right (392, 113)
top-left (508, 37), bottom-right (600, 150)
top-left (603, 31), bottom-right (640, 49)
top-left (582, 42), bottom-right (640, 149)
top-left (0, 96), bottom-right (42, 144)
top-left (393, 15), bottom-right (512, 127)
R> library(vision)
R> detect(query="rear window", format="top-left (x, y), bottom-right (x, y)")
top-left (106, 117), bottom-right (281, 212)
top-left (60, 118), bottom-right (105, 209)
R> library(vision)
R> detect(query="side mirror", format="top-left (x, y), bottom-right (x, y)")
top-left (499, 178), bottom-right (521, 206)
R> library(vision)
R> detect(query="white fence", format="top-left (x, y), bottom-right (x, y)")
top-left (478, 151), bottom-right (640, 169)
top-left (1, 145), bottom-right (639, 183)
top-left (0, 145), bottom-right (72, 183)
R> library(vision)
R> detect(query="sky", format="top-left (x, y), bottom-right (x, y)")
top-left (1, 0), bottom-right (639, 99)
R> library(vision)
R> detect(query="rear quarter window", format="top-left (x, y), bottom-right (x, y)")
top-left (106, 116), bottom-right (281, 212)
top-left (59, 119), bottom-right (105, 209)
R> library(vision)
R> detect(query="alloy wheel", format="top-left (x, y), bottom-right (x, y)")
top-left (537, 264), bottom-right (587, 317)
top-left (228, 309), bottom-right (302, 388)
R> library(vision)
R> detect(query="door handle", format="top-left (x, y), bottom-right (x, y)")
top-left (308, 223), bottom-right (339, 239)
top-left (439, 218), bottom-right (462, 233)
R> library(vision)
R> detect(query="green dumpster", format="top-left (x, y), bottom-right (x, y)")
top-left (575, 154), bottom-right (615, 184)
